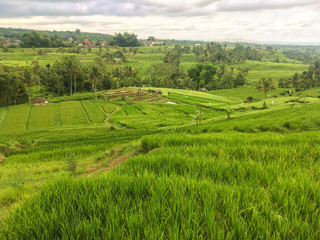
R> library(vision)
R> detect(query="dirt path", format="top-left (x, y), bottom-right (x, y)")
top-left (99, 105), bottom-right (120, 127)
top-left (84, 145), bottom-right (137, 176)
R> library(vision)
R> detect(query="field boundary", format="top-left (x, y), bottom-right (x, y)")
top-left (56, 103), bottom-right (61, 126)
top-left (25, 105), bottom-right (31, 130)
top-left (134, 106), bottom-right (147, 115)
top-left (80, 101), bottom-right (92, 123)
top-left (0, 107), bottom-right (9, 131)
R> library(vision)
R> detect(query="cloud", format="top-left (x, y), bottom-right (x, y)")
top-left (217, 0), bottom-right (318, 12)
top-left (0, 0), bottom-right (220, 17)
top-left (1, 0), bottom-right (318, 18)
top-left (0, 0), bottom-right (320, 44)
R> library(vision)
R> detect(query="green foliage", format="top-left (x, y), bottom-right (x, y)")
top-left (109, 32), bottom-right (140, 47)
top-left (263, 101), bottom-right (267, 109)
top-left (2, 132), bottom-right (320, 239)
top-left (65, 153), bottom-right (77, 172)
top-left (0, 28), bottom-right (112, 44)
top-left (226, 107), bottom-right (232, 119)
top-left (190, 107), bottom-right (203, 125)
top-left (125, 96), bottom-right (132, 105)
top-left (164, 48), bottom-right (182, 66)
top-left (0, 68), bottom-right (28, 107)
top-left (188, 62), bottom-right (217, 89)
top-left (21, 31), bottom-right (66, 48)
top-left (1, 39), bottom-right (320, 238)
top-left (256, 77), bottom-right (276, 98)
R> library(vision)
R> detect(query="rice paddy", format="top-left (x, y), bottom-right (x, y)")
top-left (0, 47), bottom-right (320, 238)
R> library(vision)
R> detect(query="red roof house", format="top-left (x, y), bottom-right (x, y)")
top-left (31, 97), bottom-right (48, 106)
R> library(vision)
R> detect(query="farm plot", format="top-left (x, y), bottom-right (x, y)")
top-left (233, 60), bottom-right (308, 83)
top-left (0, 104), bottom-right (29, 132)
top-left (6, 129), bottom-right (148, 164)
top-left (59, 101), bottom-right (89, 126)
top-left (176, 100), bottom-right (320, 134)
top-left (27, 104), bottom-right (58, 130)
top-left (81, 101), bottom-right (106, 123)
top-left (109, 102), bottom-right (216, 130)
top-left (167, 92), bottom-right (233, 109)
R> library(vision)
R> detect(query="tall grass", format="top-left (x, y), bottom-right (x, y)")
top-left (2, 132), bottom-right (320, 239)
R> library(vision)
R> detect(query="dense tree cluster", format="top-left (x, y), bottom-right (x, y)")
top-left (283, 49), bottom-right (320, 64)
top-left (0, 28), bottom-right (112, 43)
top-left (109, 32), bottom-right (141, 47)
top-left (193, 43), bottom-right (262, 64)
top-left (21, 31), bottom-right (66, 48)
top-left (146, 63), bottom-right (186, 89)
top-left (0, 66), bottom-right (28, 107)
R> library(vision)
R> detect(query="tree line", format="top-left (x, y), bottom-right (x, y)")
top-left (2, 45), bottom-right (320, 107)
top-left (0, 28), bottom-right (112, 43)
top-left (20, 31), bottom-right (67, 48)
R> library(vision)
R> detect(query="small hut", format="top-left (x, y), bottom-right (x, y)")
top-left (153, 89), bottom-right (162, 95)
top-left (31, 97), bottom-right (48, 106)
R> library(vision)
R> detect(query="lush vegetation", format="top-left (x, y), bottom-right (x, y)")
top-left (1, 40), bottom-right (319, 107)
top-left (1, 30), bottom-right (320, 238)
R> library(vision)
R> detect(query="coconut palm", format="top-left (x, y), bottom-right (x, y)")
top-left (256, 77), bottom-right (276, 98)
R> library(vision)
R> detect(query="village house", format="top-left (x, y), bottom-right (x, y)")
top-left (83, 39), bottom-right (91, 45)
top-left (2, 40), bottom-right (20, 47)
top-left (31, 97), bottom-right (48, 106)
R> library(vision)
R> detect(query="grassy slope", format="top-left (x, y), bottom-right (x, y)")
top-left (232, 60), bottom-right (308, 83)
top-left (1, 86), bottom-right (320, 238)
top-left (2, 132), bottom-right (320, 239)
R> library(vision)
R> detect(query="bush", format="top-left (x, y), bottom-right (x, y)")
top-left (65, 153), bottom-right (77, 173)
top-left (263, 101), bottom-right (267, 109)
top-left (140, 137), bottom-right (160, 153)
top-left (125, 96), bottom-right (132, 105)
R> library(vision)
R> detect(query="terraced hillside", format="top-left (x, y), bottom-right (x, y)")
top-left (1, 87), bottom-right (320, 239)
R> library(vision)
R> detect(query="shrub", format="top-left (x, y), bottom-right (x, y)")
top-left (65, 153), bottom-right (77, 173)
top-left (263, 101), bottom-right (267, 109)
top-left (140, 137), bottom-right (160, 153)
top-left (125, 96), bottom-right (132, 105)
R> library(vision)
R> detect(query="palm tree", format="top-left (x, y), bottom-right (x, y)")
top-left (112, 67), bottom-right (123, 89)
top-left (289, 73), bottom-right (299, 93)
top-left (256, 77), bottom-right (276, 98)
top-left (62, 56), bottom-right (79, 95)
top-left (22, 70), bottom-right (34, 102)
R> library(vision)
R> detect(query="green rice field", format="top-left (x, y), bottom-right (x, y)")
top-left (0, 47), bottom-right (320, 238)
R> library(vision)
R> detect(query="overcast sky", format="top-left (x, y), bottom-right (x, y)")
top-left (1, 0), bottom-right (320, 44)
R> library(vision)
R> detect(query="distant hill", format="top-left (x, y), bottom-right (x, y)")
top-left (0, 27), bottom-right (113, 42)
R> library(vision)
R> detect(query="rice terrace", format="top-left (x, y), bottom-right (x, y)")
top-left (1, 3), bottom-right (320, 239)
